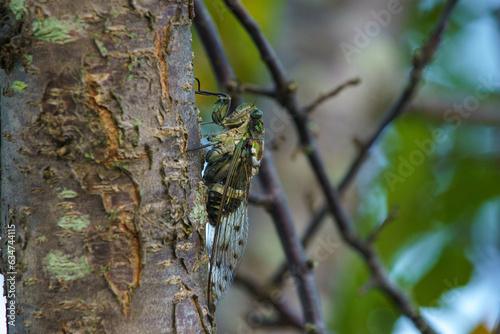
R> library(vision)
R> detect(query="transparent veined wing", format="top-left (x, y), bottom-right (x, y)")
top-left (205, 138), bottom-right (254, 313)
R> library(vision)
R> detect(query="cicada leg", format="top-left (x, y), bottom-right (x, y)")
top-left (186, 139), bottom-right (222, 152)
top-left (205, 146), bottom-right (232, 166)
top-left (210, 95), bottom-right (231, 126)
top-left (203, 146), bottom-right (234, 190)
top-left (194, 78), bottom-right (231, 126)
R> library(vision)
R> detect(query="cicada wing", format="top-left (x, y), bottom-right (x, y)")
top-left (206, 201), bottom-right (248, 311)
top-left (207, 139), bottom-right (253, 313)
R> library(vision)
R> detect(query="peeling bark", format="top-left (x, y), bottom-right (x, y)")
top-left (1, 0), bottom-right (211, 332)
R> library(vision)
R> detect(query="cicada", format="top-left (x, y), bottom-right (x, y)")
top-left (194, 80), bottom-right (264, 313)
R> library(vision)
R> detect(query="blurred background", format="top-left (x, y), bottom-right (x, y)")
top-left (193, 0), bottom-right (500, 333)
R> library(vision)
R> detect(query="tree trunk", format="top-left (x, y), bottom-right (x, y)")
top-left (1, 0), bottom-right (212, 332)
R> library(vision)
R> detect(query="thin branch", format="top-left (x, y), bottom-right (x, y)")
top-left (238, 83), bottom-right (277, 98)
top-left (224, 1), bottom-right (290, 96)
top-left (414, 100), bottom-right (500, 125)
top-left (234, 273), bottom-right (304, 329)
top-left (225, 0), bottom-right (357, 246)
top-left (366, 206), bottom-right (399, 244)
top-left (290, 0), bottom-right (460, 285)
top-left (270, 205), bottom-right (328, 286)
top-left (359, 278), bottom-right (379, 296)
top-left (193, 1), bottom-right (327, 332)
top-left (193, 0), bottom-right (241, 105)
top-left (339, 0), bottom-right (459, 192)
top-left (303, 78), bottom-right (361, 114)
top-left (224, 0), bottom-right (459, 333)
top-left (258, 151), bottom-right (327, 333)
top-left (248, 193), bottom-right (273, 209)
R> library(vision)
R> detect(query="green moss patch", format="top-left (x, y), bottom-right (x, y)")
top-left (13, 81), bottom-right (28, 93)
top-left (43, 250), bottom-right (90, 281)
top-left (32, 17), bottom-right (86, 44)
top-left (58, 214), bottom-right (90, 231)
top-left (10, 0), bottom-right (27, 20)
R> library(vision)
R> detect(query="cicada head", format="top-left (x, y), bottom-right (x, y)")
top-left (248, 109), bottom-right (265, 140)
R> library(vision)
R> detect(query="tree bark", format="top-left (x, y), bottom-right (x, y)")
top-left (1, 0), bottom-right (212, 333)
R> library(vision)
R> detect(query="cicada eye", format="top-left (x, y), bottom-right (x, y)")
top-left (250, 109), bottom-right (263, 120)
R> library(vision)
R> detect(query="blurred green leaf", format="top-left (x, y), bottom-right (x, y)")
top-left (389, 227), bottom-right (452, 289)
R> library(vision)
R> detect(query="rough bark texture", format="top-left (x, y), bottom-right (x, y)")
top-left (1, 0), bottom-right (212, 333)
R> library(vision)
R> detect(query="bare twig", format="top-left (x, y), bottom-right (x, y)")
top-left (193, 2), bottom-right (239, 99)
top-left (194, 1), bottom-right (327, 332)
top-left (289, 0), bottom-right (460, 286)
top-left (303, 78), bottom-right (361, 114)
top-left (270, 205), bottom-right (328, 285)
top-left (248, 193), bottom-right (273, 209)
top-left (223, 0), bottom-right (459, 333)
top-left (366, 206), bottom-right (399, 244)
top-left (258, 151), bottom-right (327, 333)
top-left (339, 0), bottom-right (458, 192)
top-left (414, 100), bottom-right (500, 125)
top-left (224, 0), bottom-right (358, 246)
top-left (234, 273), bottom-right (304, 329)
top-left (359, 278), bottom-right (379, 296)
top-left (238, 83), bottom-right (277, 97)
top-left (224, 1), bottom-right (290, 97)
